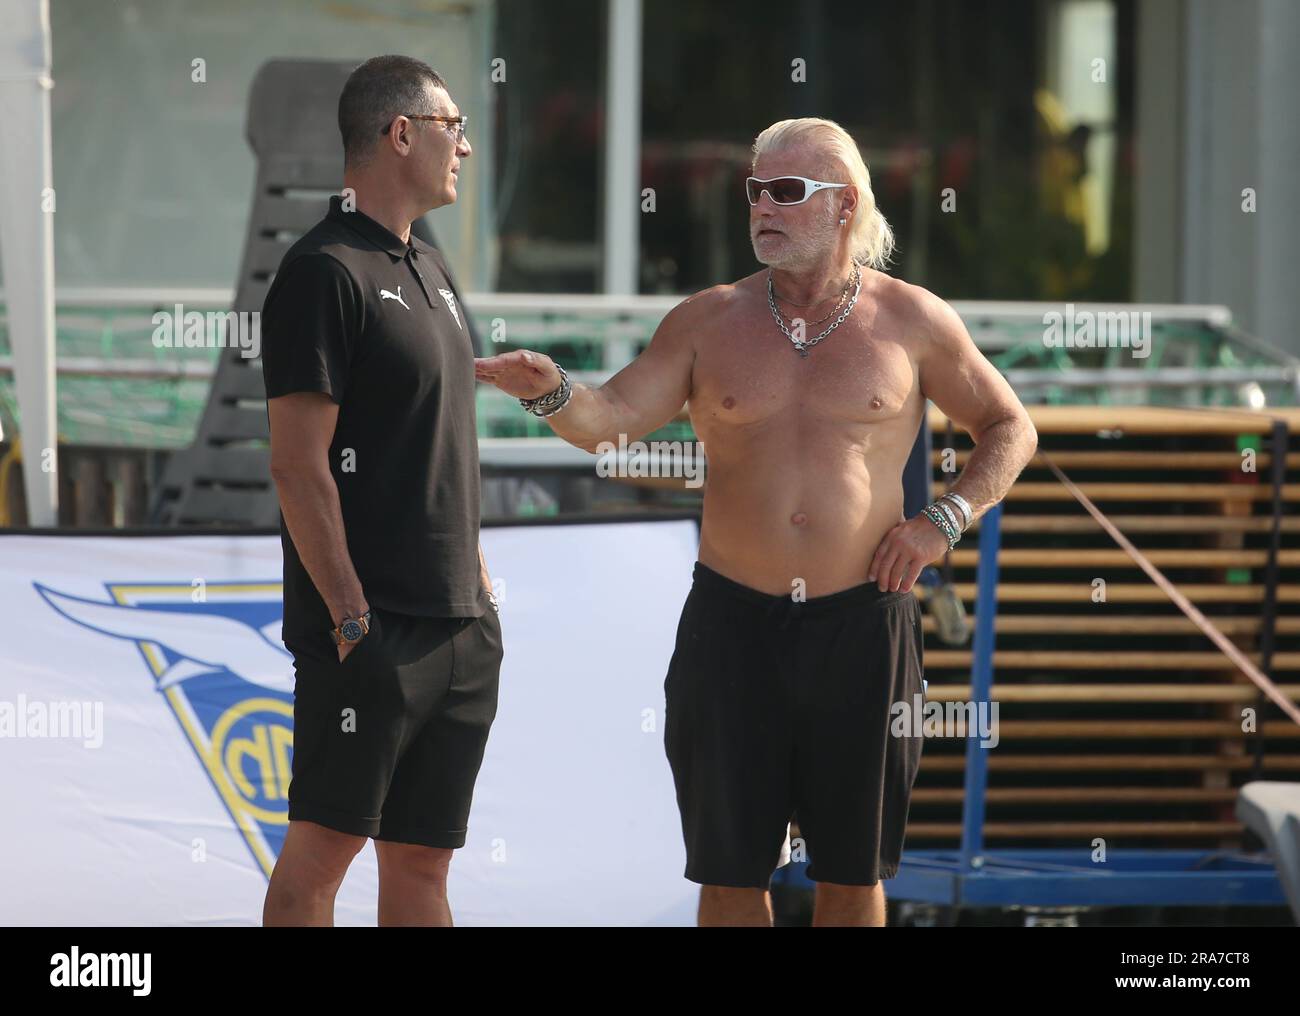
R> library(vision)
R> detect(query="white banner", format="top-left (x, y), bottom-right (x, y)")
top-left (0, 520), bottom-right (700, 926)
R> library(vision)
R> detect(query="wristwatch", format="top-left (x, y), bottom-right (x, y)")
top-left (331, 610), bottom-right (372, 645)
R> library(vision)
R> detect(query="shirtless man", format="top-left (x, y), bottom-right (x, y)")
top-left (475, 117), bottom-right (1037, 927)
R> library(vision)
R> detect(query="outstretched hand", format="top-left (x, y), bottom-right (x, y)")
top-left (474, 349), bottom-right (563, 400)
top-left (868, 515), bottom-right (952, 593)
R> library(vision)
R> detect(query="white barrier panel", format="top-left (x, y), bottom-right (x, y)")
top-left (0, 521), bottom-right (700, 926)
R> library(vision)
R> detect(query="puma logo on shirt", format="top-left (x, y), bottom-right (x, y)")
top-left (380, 286), bottom-right (410, 310)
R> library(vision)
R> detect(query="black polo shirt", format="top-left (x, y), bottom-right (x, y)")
top-left (260, 195), bottom-right (483, 639)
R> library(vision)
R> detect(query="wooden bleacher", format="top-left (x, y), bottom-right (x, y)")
top-left (914, 404), bottom-right (1300, 846)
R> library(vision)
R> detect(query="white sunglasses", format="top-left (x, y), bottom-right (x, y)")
top-left (746, 175), bottom-right (848, 206)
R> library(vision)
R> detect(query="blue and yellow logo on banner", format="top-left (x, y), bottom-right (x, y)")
top-left (36, 580), bottom-right (293, 878)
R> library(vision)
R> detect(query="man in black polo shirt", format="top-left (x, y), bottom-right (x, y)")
top-left (259, 55), bottom-right (501, 927)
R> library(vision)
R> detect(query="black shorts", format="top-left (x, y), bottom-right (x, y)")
top-left (663, 562), bottom-right (925, 888)
top-left (283, 597), bottom-right (503, 849)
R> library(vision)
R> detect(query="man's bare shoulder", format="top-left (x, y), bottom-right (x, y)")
top-left (679, 274), bottom-right (762, 312)
top-left (656, 275), bottom-right (759, 337)
top-left (868, 271), bottom-right (939, 320)
top-left (867, 271), bottom-right (963, 344)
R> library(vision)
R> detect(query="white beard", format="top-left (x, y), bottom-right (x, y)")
top-left (751, 198), bottom-right (841, 269)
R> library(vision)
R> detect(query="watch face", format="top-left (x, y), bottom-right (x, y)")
top-left (341, 620), bottom-right (363, 642)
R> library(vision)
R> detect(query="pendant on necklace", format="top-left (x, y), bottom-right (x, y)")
top-left (797, 345), bottom-right (809, 359)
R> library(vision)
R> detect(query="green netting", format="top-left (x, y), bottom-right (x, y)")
top-left (0, 304), bottom-right (219, 448)
top-left (1, 302), bottom-right (1295, 449)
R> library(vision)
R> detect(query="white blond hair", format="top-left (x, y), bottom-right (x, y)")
top-left (751, 117), bottom-right (895, 270)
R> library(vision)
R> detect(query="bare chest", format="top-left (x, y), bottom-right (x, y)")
top-left (688, 300), bottom-right (919, 431)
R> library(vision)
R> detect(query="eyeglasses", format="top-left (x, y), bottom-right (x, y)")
top-left (746, 175), bottom-right (847, 206)
top-left (381, 113), bottom-right (469, 143)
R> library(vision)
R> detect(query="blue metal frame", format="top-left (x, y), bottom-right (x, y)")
top-left (772, 501), bottom-right (1287, 909)
top-left (957, 500), bottom-right (1001, 872)
top-left (779, 848), bottom-right (1284, 907)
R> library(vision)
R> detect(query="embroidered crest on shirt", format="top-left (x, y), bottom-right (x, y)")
top-left (437, 288), bottom-right (462, 329)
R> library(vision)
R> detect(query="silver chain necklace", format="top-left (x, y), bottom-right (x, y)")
top-left (766, 263), bottom-right (861, 358)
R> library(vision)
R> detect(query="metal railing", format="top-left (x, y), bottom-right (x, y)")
top-left (2, 290), bottom-right (1297, 448)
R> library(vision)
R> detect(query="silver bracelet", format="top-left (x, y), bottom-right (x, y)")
top-left (934, 498), bottom-right (962, 536)
top-left (939, 491), bottom-right (972, 529)
top-left (921, 503), bottom-right (960, 549)
top-left (519, 361), bottom-right (572, 417)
